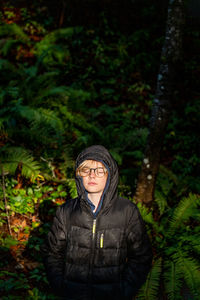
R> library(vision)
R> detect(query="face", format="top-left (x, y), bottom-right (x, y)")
top-left (80, 161), bottom-right (108, 196)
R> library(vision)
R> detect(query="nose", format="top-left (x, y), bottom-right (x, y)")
top-left (89, 169), bottom-right (96, 178)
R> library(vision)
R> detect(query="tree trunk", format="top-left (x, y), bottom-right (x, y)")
top-left (58, 0), bottom-right (67, 27)
top-left (135, 0), bottom-right (185, 206)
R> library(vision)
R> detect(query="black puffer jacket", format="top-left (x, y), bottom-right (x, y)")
top-left (43, 145), bottom-right (152, 300)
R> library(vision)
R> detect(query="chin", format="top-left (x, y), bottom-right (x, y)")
top-left (86, 187), bottom-right (100, 193)
top-left (87, 188), bottom-right (99, 193)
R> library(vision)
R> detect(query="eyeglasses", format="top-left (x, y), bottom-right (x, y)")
top-left (78, 167), bottom-right (107, 178)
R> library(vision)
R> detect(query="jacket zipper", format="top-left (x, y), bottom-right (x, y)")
top-left (88, 218), bottom-right (97, 298)
top-left (92, 219), bottom-right (96, 240)
top-left (89, 219), bottom-right (97, 273)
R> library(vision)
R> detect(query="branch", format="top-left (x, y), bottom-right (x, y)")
top-left (1, 166), bottom-right (12, 236)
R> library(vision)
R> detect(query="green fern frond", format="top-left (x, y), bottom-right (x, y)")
top-left (55, 103), bottom-right (95, 134)
top-left (0, 88), bottom-right (6, 106)
top-left (136, 202), bottom-right (160, 233)
top-left (159, 165), bottom-right (178, 185)
top-left (0, 147), bottom-right (40, 180)
top-left (156, 172), bottom-right (175, 198)
top-left (66, 179), bottom-right (77, 199)
top-left (31, 107), bottom-right (63, 132)
top-left (60, 145), bottom-right (75, 170)
top-left (164, 259), bottom-right (182, 300)
top-left (0, 119), bottom-right (4, 129)
top-left (178, 233), bottom-right (200, 255)
top-left (0, 23), bottom-right (30, 42)
top-left (65, 87), bottom-right (91, 110)
top-left (0, 58), bottom-right (17, 74)
top-left (192, 243), bottom-right (200, 255)
top-left (155, 190), bottom-right (169, 215)
top-left (136, 258), bottom-right (162, 300)
top-left (168, 193), bottom-right (200, 233)
top-left (6, 102), bottom-right (64, 138)
top-left (15, 63), bottom-right (56, 83)
top-left (15, 65), bottom-right (66, 103)
top-left (35, 27), bottom-right (83, 55)
top-left (177, 254), bottom-right (200, 299)
top-left (0, 39), bottom-right (19, 56)
top-left (34, 86), bottom-right (68, 103)
top-left (34, 27), bottom-right (83, 67)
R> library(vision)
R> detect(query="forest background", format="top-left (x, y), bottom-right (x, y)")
top-left (0, 0), bottom-right (200, 299)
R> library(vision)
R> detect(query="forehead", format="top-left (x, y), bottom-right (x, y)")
top-left (84, 160), bottom-right (104, 168)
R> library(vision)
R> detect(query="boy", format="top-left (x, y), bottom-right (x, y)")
top-left (43, 145), bottom-right (152, 300)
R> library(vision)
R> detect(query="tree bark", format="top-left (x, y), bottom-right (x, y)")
top-left (135, 0), bottom-right (185, 206)
top-left (58, 0), bottom-right (67, 27)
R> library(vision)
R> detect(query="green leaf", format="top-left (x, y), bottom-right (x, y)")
top-left (0, 23), bottom-right (30, 42)
top-left (137, 258), bottom-right (162, 300)
top-left (168, 194), bottom-right (200, 234)
top-left (178, 254), bottom-right (200, 298)
top-left (0, 147), bottom-right (41, 180)
top-left (164, 259), bottom-right (182, 300)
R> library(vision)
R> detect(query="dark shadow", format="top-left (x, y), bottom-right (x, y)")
top-left (22, 199), bottom-right (60, 299)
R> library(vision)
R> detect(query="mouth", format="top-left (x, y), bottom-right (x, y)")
top-left (88, 182), bottom-right (97, 185)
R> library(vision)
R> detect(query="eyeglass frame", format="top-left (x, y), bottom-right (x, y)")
top-left (77, 167), bottom-right (107, 178)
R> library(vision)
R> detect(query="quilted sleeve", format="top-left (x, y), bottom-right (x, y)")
top-left (41, 205), bottom-right (67, 294)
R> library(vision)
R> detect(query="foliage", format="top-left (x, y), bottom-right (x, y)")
top-left (136, 193), bottom-right (200, 300)
top-left (1, 1), bottom-right (199, 190)
top-left (0, 271), bottom-right (30, 293)
top-left (0, 14), bottom-right (157, 185)
top-left (0, 147), bottom-right (40, 181)
top-left (137, 258), bottom-right (162, 300)
top-left (0, 178), bottom-right (75, 222)
top-left (0, 0), bottom-right (200, 299)
top-left (0, 178), bottom-right (76, 299)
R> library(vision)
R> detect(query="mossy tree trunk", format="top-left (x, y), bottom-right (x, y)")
top-left (135, 0), bottom-right (185, 206)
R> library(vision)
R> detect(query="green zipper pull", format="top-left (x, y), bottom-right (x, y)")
top-left (100, 233), bottom-right (104, 248)
top-left (92, 219), bottom-right (96, 240)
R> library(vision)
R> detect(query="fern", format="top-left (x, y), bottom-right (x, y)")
top-left (1, 100), bottom-right (64, 145)
top-left (136, 258), bottom-right (162, 300)
top-left (192, 240), bottom-right (200, 255)
top-left (34, 27), bottom-right (83, 67)
top-left (0, 147), bottom-right (40, 180)
top-left (0, 39), bottom-right (19, 57)
top-left (64, 87), bottom-right (91, 112)
top-left (59, 144), bottom-right (75, 173)
top-left (154, 189), bottom-right (169, 216)
top-left (164, 259), bottom-right (182, 300)
top-left (177, 254), bottom-right (200, 299)
top-left (0, 59), bottom-right (17, 80)
top-left (178, 233), bottom-right (200, 255)
top-left (0, 23), bottom-right (30, 42)
top-left (136, 202), bottom-right (160, 233)
top-left (136, 193), bottom-right (200, 299)
top-left (66, 179), bottom-right (77, 199)
top-left (35, 27), bottom-right (83, 55)
top-left (29, 107), bottom-right (63, 133)
top-left (168, 193), bottom-right (200, 233)
top-left (159, 165), bottom-right (178, 185)
top-left (34, 86), bottom-right (68, 102)
top-left (15, 65), bottom-right (67, 104)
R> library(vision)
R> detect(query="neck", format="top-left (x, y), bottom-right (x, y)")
top-left (88, 192), bottom-right (102, 211)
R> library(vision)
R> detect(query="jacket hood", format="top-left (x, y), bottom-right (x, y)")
top-left (75, 145), bottom-right (119, 214)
